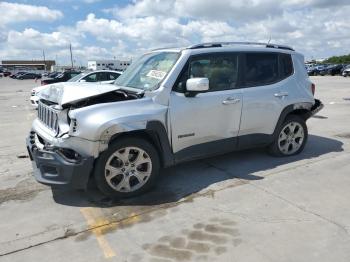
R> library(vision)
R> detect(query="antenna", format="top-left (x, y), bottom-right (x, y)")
top-left (69, 43), bottom-right (74, 68)
top-left (42, 49), bottom-right (46, 71)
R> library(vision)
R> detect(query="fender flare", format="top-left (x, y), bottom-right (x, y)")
top-left (273, 101), bottom-right (315, 138)
top-left (101, 120), bottom-right (175, 168)
top-left (146, 121), bottom-right (175, 167)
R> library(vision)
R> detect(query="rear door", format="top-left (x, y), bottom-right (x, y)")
top-left (239, 52), bottom-right (292, 137)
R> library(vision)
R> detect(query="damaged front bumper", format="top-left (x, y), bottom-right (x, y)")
top-left (26, 131), bottom-right (94, 189)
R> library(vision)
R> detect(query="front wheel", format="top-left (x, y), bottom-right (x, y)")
top-left (94, 137), bottom-right (160, 198)
top-left (269, 115), bottom-right (308, 156)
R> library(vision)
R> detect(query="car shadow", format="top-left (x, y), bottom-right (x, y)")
top-left (52, 134), bottom-right (343, 207)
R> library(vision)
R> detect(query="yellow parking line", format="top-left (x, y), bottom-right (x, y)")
top-left (80, 207), bottom-right (116, 259)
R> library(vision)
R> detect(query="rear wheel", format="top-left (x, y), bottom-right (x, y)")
top-left (94, 137), bottom-right (160, 198)
top-left (269, 115), bottom-right (308, 156)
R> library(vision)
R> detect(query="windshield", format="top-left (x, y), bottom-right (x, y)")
top-left (114, 51), bottom-right (180, 91)
top-left (68, 72), bottom-right (86, 82)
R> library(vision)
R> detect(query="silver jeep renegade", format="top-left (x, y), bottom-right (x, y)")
top-left (26, 42), bottom-right (323, 198)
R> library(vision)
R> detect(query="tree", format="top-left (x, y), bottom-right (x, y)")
top-left (323, 54), bottom-right (350, 64)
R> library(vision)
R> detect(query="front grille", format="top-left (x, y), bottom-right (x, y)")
top-left (38, 101), bottom-right (59, 134)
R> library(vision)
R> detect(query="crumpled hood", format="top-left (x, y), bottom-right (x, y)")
top-left (38, 82), bottom-right (119, 106)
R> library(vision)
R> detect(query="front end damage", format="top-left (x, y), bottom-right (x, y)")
top-left (26, 84), bottom-right (143, 189)
top-left (26, 131), bottom-right (94, 189)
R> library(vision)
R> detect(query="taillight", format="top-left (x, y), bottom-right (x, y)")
top-left (311, 83), bottom-right (315, 96)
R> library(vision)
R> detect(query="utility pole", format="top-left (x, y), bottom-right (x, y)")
top-left (69, 43), bottom-right (74, 68)
top-left (42, 49), bottom-right (46, 71)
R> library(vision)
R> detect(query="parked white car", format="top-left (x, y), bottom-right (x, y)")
top-left (30, 70), bottom-right (122, 108)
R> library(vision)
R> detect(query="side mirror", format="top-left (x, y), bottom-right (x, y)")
top-left (185, 78), bottom-right (209, 97)
top-left (79, 79), bottom-right (86, 83)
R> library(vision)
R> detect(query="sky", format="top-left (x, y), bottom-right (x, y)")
top-left (0, 0), bottom-right (349, 66)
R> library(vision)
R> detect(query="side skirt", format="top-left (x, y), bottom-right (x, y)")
top-left (173, 134), bottom-right (273, 164)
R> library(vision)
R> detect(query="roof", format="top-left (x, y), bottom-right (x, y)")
top-left (151, 42), bottom-right (295, 53)
top-left (187, 42), bottom-right (294, 51)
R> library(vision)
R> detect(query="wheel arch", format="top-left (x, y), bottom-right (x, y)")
top-left (273, 102), bottom-right (313, 137)
top-left (106, 121), bottom-right (175, 168)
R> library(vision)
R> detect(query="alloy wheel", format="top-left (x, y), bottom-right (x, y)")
top-left (104, 147), bottom-right (152, 192)
top-left (278, 121), bottom-right (305, 155)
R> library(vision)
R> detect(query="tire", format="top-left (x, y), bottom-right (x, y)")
top-left (94, 137), bottom-right (160, 198)
top-left (269, 115), bottom-right (308, 157)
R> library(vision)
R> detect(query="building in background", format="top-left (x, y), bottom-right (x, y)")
top-left (87, 59), bottom-right (132, 71)
top-left (1, 60), bottom-right (55, 72)
top-left (51, 65), bottom-right (86, 72)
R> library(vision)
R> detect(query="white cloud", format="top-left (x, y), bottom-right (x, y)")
top-left (0, 2), bottom-right (63, 25)
top-left (7, 28), bottom-right (74, 50)
top-left (1, 0), bottom-right (350, 64)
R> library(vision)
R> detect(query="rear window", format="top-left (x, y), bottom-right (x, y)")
top-left (279, 53), bottom-right (293, 78)
top-left (244, 53), bottom-right (279, 87)
top-left (244, 52), bottom-right (294, 87)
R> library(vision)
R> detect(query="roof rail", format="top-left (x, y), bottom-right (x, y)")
top-left (187, 42), bottom-right (294, 51)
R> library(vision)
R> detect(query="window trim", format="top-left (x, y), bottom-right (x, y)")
top-left (172, 52), bottom-right (244, 93)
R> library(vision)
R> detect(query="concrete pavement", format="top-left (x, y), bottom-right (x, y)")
top-left (0, 76), bottom-right (349, 261)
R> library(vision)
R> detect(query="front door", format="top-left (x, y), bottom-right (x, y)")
top-left (169, 52), bottom-right (243, 159)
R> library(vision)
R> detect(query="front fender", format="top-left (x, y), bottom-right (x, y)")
top-left (68, 97), bottom-right (168, 141)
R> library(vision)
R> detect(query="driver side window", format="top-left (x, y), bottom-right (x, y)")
top-left (174, 53), bottom-right (239, 93)
top-left (84, 73), bottom-right (97, 82)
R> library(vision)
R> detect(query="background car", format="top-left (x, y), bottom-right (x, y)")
top-left (17, 73), bottom-right (42, 80)
top-left (342, 65), bottom-right (350, 77)
top-left (41, 70), bottom-right (81, 85)
top-left (30, 70), bottom-right (122, 108)
top-left (319, 64), bottom-right (343, 76)
top-left (10, 71), bottom-right (27, 78)
top-left (67, 70), bottom-right (122, 84)
top-left (307, 66), bottom-right (321, 76)
top-left (3, 71), bottom-right (12, 77)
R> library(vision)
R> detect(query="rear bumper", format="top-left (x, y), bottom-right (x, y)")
top-left (306, 99), bottom-right (324, 119)
top-left (26, 132), bottom-right (94, 189)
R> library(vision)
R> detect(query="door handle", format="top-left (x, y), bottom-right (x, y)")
top-left (274, 92), bottom-right (289, 98)
top-left (222, 97), bottom-right (241, 105)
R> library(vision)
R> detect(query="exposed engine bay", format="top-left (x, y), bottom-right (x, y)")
top-left (64, 89), bottom-right (143, 109)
